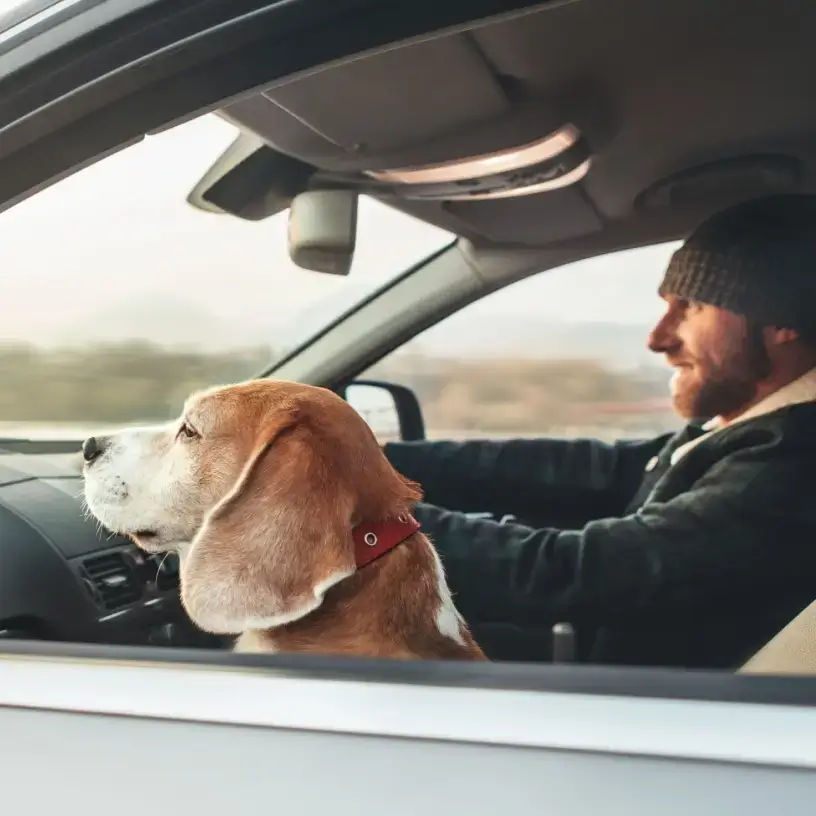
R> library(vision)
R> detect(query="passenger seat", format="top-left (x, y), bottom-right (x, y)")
top-left (740, 599), bottom-right (816, 675)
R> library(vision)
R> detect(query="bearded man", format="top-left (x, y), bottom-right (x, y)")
top-left (384, 194), bottom-right (816, 670)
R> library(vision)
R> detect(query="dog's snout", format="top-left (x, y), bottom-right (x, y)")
top-left (82, 435), bottom-right (109, 463)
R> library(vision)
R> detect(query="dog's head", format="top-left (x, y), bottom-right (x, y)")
top-left (82, 379), bottom-right (421, 633)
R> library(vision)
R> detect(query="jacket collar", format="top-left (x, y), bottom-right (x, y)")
top-left (670, 366), bottom-right (816, 466)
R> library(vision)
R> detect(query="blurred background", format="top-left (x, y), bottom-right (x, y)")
top-left (0, 112), bottom-right (682, 443)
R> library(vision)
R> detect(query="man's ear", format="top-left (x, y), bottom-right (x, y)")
top-left (180, 411), bottom-right (357, 635)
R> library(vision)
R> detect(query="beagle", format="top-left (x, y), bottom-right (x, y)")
top-left (82, 379), bottom-right (486, 661)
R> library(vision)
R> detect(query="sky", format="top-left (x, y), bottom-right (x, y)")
top-left (0, 111), bottom-right (680, 352)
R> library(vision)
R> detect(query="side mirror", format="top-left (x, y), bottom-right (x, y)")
top-left (341, 380), bottom-right (425, 442)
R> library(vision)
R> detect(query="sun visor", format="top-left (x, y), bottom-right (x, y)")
top-left (221, 33), bottom-right (511, 162)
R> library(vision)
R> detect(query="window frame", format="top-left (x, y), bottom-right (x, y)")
top-left (1, 0), bottom-right (816, 724)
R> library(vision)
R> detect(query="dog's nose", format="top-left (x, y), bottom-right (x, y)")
top-left (82, 436), bottom-right (108, 463)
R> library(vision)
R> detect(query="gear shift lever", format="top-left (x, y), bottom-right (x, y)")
top-left (552, 622), bottom-right (576, 663)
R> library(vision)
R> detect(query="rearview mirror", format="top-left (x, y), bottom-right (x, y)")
top-left (287, 190), bottom-right (358, 275)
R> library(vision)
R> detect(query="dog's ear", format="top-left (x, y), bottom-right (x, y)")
top-left (180, 406), bottom-right (358, 634)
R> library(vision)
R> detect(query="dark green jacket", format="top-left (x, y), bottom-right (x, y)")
top-left (384, 403), bottom-right (816, 669)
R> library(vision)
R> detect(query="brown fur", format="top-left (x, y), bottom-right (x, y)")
top-left (178, 379), bottom-right (486, 661)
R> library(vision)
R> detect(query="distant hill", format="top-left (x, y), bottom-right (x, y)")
top-left (406, 317), bottom-right (662, 370)
top-left (52, 295), bottom-right (277, 351)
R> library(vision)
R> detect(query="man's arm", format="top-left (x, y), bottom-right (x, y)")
top-left (413, 445), bottom-right (812, 628)
top-left (384, 434), bottom-right (673, 524)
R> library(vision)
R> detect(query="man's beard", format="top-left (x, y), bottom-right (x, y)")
top-left (675, 323), bottom-right (772, 421)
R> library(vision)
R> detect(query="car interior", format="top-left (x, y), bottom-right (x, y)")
top-left (1, 0), bottom-right (816, 675)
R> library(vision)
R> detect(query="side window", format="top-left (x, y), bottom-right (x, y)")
top-left (360, 243), bottom-right (684, 442)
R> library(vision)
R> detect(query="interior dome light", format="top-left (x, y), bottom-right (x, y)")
top-left (367, 124), bottom-right (581, 185)
top-left (456, 157), bottom-right (591, 199)
top-left (361, 124), bottom-right (591, 201)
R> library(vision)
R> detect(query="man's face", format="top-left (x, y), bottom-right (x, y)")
top-left (647, 295), bottom-right (771, 421)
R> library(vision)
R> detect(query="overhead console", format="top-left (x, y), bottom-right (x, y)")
top-left (0, 453), bottom-right (220, 649)
top-left (186, 1), bottom-right (611, 249)
top-left (185, 0), bottom-right (814, 257)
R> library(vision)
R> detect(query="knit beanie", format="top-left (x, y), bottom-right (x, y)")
top-left (658, 194), bottom-right (816, 334)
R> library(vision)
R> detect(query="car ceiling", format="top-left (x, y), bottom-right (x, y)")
top-left (214, 0), bottom-right (816, 253)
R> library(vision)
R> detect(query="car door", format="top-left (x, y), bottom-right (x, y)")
top-left (2, 1), bottom-right (816, 813)
top-left (3, 640), bottom-right (816, 815)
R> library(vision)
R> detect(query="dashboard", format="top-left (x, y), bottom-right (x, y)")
top-left (0, 451), bottom-right (223, 649)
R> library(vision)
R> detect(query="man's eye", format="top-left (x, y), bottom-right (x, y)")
top-left (177, 421), bottom-right (199, 440)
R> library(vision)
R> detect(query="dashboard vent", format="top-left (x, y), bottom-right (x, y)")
top-left (81, 551), bottom-right (142, 611)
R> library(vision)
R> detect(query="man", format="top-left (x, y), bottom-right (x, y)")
top-left (383, 193), bottom-right (816, 670)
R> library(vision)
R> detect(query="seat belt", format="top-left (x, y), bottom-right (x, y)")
top-left (739, 598), bottom-right (816, 675)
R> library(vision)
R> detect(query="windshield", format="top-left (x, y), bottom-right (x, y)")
top-left (0, 113), bottom-right (454, 439)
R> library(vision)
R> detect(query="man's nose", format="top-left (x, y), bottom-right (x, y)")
top-left (647, 313), bottom-right (677, 354)
top-left (82, 435), bottom-right (110, 463)
top-left (647, 324), bottom-right (665, 353)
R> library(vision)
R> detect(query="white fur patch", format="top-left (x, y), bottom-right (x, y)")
top-left (233, 630), bottom-right (278, 653)
top-left (428, 545), bottom-right (466, 646)
top-left (82, 421), bottom-right (205, 547)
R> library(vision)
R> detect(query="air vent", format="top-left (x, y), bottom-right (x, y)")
top-left (81, 551), bottom-right (142, 611)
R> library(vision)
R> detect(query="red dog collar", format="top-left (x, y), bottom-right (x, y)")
top-left (352, 514), bottom-right (421, 568)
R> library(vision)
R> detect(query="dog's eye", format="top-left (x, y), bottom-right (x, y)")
top-left (177, 421), bottom-right (199, 441)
